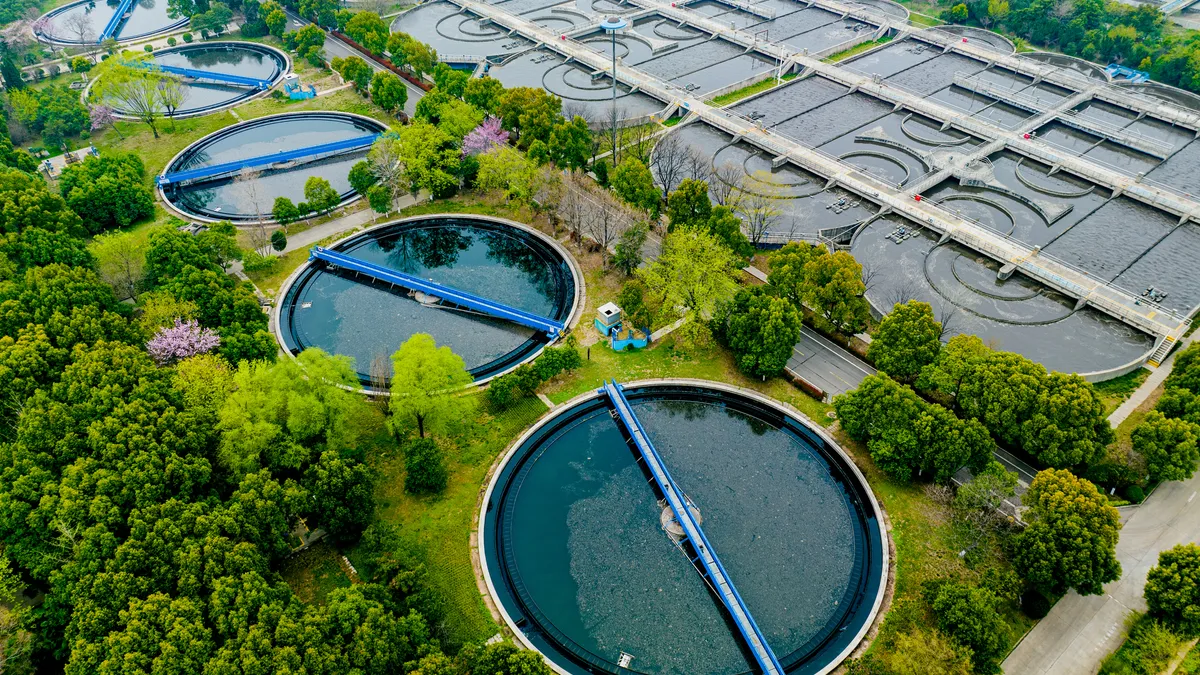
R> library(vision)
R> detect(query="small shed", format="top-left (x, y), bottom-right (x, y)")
top-left (595, 302), bottom-right (622, 336)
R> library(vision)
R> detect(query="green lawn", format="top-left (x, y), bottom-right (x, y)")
top-left (1094, 368), bottom-right (1151, 415)
top-left (708, 76), bottom-right (786, 107)
top-left (825, 36), bottom-right (895, 63)
top-left (355, 394), bottom-right (549, 649)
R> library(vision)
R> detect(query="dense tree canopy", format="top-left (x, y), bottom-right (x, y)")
top-left (716, 286), bottom-right (802, 378)
top-left (1014, 469), bottom-right (1121, 596)
top-left (835, 373), bottom-right (992, 482)
top-left (1145, 543), bottom-right (1200, 634)
top-left (869, 300), bottom-right (942, 382)
top-left (58, 153), bottom-right (155, 233)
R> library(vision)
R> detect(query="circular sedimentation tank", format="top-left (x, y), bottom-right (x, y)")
top-left (481, 381), bottom-right (888, 675)
top-left (276, 215), bottom-right (580, 389)
top-left (36, 0), bottom-right (188, 45)
top-left (100, 42), bottom-right (288, 118)
top-left (159, 111), bottom-right (387, 222)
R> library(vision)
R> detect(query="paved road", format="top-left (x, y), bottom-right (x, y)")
top-left (785, 327), bottom-right (875, 400)
top-left (1002, 473), bottom-right (1200, 674)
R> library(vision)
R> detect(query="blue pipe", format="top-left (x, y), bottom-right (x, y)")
top-left (156, 134), bottom-right (379, 186)
top-left (309, 246), bottom-right (565, 337)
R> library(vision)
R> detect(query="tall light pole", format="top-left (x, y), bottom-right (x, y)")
top-left (600, 16), bottom-right (627, 163)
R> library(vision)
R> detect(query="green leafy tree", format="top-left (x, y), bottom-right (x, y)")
top-left (305, 450), bottom-right (375, 541)
top-left (58, 153), bottom-right (154, 233)
top-left (548, 116), bottom-right (592, 170)
top-left (925, 581), bottom-right (1009, 674)
top-left (404, 437), bottom-right (447, 495)
top-left (217, 349), bottom-right (363, 475)
top-left (398, 121), bottom-right (460, 199)
top-left (90, 229), bottom-right (147, 300)
top-left (368, 184), bottom-right (391, 218)
top-left (612, 221), bottom-right (649, 276)
top-left (611, 157), bottom-right (659, 214)
top-left (343, 10), bottom-right (389, 53)
top-left (767, 241), bottom-right (824, 309)
top-left (65, 593), bottom-right (215, 675)
top-left (666, 178), bottom-right (712, 231)
top-left (718, 286), bottom-right (802, 378)
top-left (371, 71), bottom-right (409, 115)
top-left (868, 300), bottom-right (942, 382)
top-left (270, 229), bottom-right (287, 252)
top-left (917, 333), bottom-right (991, 403)
top-left (702, 205), bottom-right (754, 260)
top-left (1014, 468), bottom-right (1121, 596)
top-left (804, 250), bottom-right (870, 335)
top-left (348, 160), bottom-right (377, 196)
top-left (463, 641), bottom-right (555, 675)
top-left (464, 76), bottom-right (505, 115)
top-left (432, 62), bottom-right (469, 98)
top-left (332, 55), bottom-right (373, 91)
top-left (436, 99), bottom-right (484, 141)
top-left (1166, 342), bottom-right (1200, 394)
top-left (496, 86), bottom-right (561, 146)
top-left (1145, 544), bottom-right (1200, 633)
top-left (1021, 372), bottom-right (1114, 468)
top-left (476, 146), bottom-right (539, 204)
top-left (263, 2), bottom-right (287, 37)
top-left (272, 196), bottom-right (299, 227)
top-left (389, 333), bottom-right (472, 438)
top-left (638, 228), bottom-right (742, 347)
top-left (387, 32), bottom-right (438, 78)
top-left (304, 176), bottom-right (340, 216)
top-left (1133, 411), bottom-right (1200, 482)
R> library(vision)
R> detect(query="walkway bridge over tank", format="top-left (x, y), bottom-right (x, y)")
top-left (600, 380), bottom-right (785, 675)
top-left (155, 134), bottom-right (379, 186)
top-left (98, 0), bottom-right (136, 41)
top-left (309, 246), bottom-right (565, 337)
top-left (144, 62), bottom-right (274, 89)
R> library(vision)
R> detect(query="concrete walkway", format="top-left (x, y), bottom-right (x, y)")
top-left (1109, 333), bottom-right (1198, 427)
top-left (282, 193), bottom-right (420, 254)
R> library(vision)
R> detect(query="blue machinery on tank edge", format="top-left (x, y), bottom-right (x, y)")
top-left (307, 246), bottom-right (565, 338)
top-left (599, 380), bottom-right (785, 675)
top-left (155, 134), bottom-right (379, 186)
top-left (140, 62), bottom-right (274, 89)
top-left (98, 0), bottom-right (136, 41)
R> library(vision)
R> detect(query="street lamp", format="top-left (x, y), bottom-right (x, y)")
top-left (600, 15), bottom-right (627, 162)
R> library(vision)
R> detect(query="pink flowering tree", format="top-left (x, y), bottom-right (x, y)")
top-left (89, 104), bottom-right (123, 138)
top-left (146, 319), bottom-right (221, 365)
top-left (462, 116), bottom-right (508, 156)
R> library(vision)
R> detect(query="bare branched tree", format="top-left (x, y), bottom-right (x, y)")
top-left (650, 132), bottom-right (689, 199)
top-left (684, 147), bottom-right (712, 183)
top-left (367, 136), bottom-right (407, 203)
top-left (737, 171), bottom-right (784, 247)
top-left (585, 187), bottom-right (627, 256)
top-left (63, 12), bottom-right (94, 49)
top-left (620, 122), bottom-right (657, 167)
top-left (885, 278), bottom-right (923, 309)
top-left (560, 171), bottom-right (590, 247)
top-left (711, 161), bottom-right (744, 207)
top-left (156, 76), bottom-right (186, 129)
